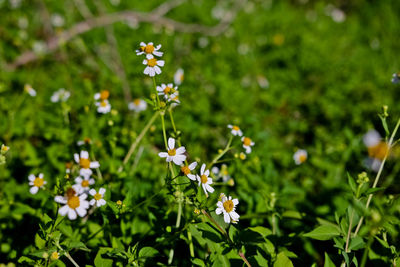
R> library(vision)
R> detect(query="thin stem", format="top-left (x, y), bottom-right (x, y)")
top-left (360, 235), bottom-right (374, 267)
top-left (160, 113), bottom-right (168, 149)
top-left (118, 112), bottom-right (158, 172)
top-left (187, 230), bottom-right (194, 257)
top-left (354, 117), bottom-right (400, 236)
top-left (169, 108), bottom-right (177, 134)
top-left (64, 251), bottom-right (80, 267)
top-left (208, 135), bottom-right (233, 169)
top-left (345, 208), bottom-right (355, 253)
top-left (153, 76), bottom-right (161, 107)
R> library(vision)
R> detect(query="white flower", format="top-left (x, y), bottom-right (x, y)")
top-left (180, 162), bottom-right (197, 181)
top-left (215, 164), bottom-right (231, 183)
top-left (363, 130), bottom-right (381, 148)
top-left (94, 90), bottom-right (110, 101)
top-left (142, 55), bottom-right (165, 77)
top-left (156, 83), bottom-right (179, 100)
top-left (95, 99), bottom-right (111, 114)
top-left (128, 99), bottom-right (147, 112)
top-left (1, 144), bottom-right (10, 154)
top-left (89, 188), bottom-right (107, 207)
top-left (196, 164), bottom-right (214, 196)
top-left (51, 13), bottom-right (65, 27)
top-left (174, 68), bottom-right (184, 85)
top-left (293, 149), bottom-right (307, 165)
top-left (24, 84), bottom-right (36, 97)
top-left (158, 138), bottom-right (186, 165)
top-left (136, 42), bottom-right (163, 57)
top-left (28, 173), bottom-right (47, 194)
top-left (51, 88), bottom-right (70, 103)
top-left (228, 124), bottom-right (243, 136)
top-left (74, 150), bottom-right (100, 177)
top-left (55, 188), bottom-right (89, 220)
top-left (74, 176), bottom-right (95, 194)
top-left (216, 194), bottom-right (239, 224)
top-left (241, 136), bottom-right (255, 154)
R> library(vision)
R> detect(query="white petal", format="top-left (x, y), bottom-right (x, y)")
top-left (80, 200), bottom-right (90, 209)
top-left (59, 205), bottom-right (69, 216)
top-left (157, 60), bottom-right (165, 67)
top-left (99, 188), bottom-right (106, 195)
top-left (79, 193), bottom-right (88, 200)
top-left (176, 147), bottom-right (186, 154)
top-left (89, 178), bottom-right (95, 185)
top-left (67, 209), bottom-right (77, 220)
top-left (28, 174), bottom-right (35, 181)
top-left (89, 189), bottom-right (96, 196)
top-left (168, 138), bottom-right (175, 149)
top-left (200, 164), bottom-right (206, 174)
top-left (80, 168), bottom-right (92, 177)
top-left (30, 186), bottom-right (39, 194)
top-left (149, 68), bottom-right (155, 77)
top-left (175, 154), bottom-right (186, 162)
top-left (75, 177), bottom-right (82, 183)
top-left (144, 66), bottom-right (150, 75)
top-left (216, 208), bottom-right (223, 215)
top-left (90, 161), bottom-right (100, 168)
top-left (158, 152), bottom-right (168, 158)
top-left (233, 199), bottom-right (239, 205)
top-left (39, 173), bottom-right (44, 178)
top-left (98, 199), bottom-right (106, 207)
top-left (142, 59), bottom-right (148, 65)
top-left (166, 156), bottom-right (173, 162)
top-left (89, 199), bottom-right (96, 206)
top-left (76, 206), bottom-right (87, 217)
top-left (187, 174), bottom-right (196, 181)
top-left (189, 162), bottom-right (197, 170)
top-left (153, 51), bottom-right (163, 57)
top-left (154, 66), bottom-right (161, 74)
top-left (228, 125), bottom-right (233, 129)
top-left (172, 156), bottom-right (184, 166)
top-left (205, 170), bottom-right (210, 176)
top-left (74, 153), bottom-right (80, 163)
top-left (146, 53), bottom-right (153, 59)
top-left (81, 151), bottom-right (89, 159)
top-left (205, 184), bottom-right (214, 193)
top-left (94, 93), bottom-right (100, 100)
top-left (55, 196), bottom-right (67, 204)
top-left (230, 211), bottom-right (240, 221)
top-left (223, 212), bottom-right (231, 223)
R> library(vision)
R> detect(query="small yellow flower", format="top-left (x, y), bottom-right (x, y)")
top-left (51, 251), bottom-right (59, 260)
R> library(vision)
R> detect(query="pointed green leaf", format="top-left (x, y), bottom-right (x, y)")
top-left (303, 225), bottom-right (341, 240)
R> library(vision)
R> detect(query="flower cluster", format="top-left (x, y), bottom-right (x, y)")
top-left (136, 42), bottom-right (165, 77)
top-left (227, 124), bottom-right (255, 154)
top-left (51, 88), bottom-right (70, 103)
top-left (94, 90), bottom-right (111, 114)
top-left (51, 150), bottom-right (106, 220)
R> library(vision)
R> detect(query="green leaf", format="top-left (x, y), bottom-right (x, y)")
top-left (303, 225), bottom-right (341, 241)
top-left (364, 187), bottom-right (385, 195)
top-left (324, 253), bottom-right (336, 267)
top-left (35, 233), bottom-right (46, 249)
top-left (349, 236), bottom-right (365, 251)
top-left (282, 210), bottom-right (303, 219)
top-left (273, 252), bottom-right (293, 267)
top-left (64, 241), bottom-right (90, 252)
top-left (248, 226), bottom-right (272, 238)
top-left (254, 250), bottom-right (269, 266)
top-left (138, 247), bottom-right (158, 258)
top-left (94, 247), bottom-right (113, 267)
top-left (347, 173), bottom-right (357, 194)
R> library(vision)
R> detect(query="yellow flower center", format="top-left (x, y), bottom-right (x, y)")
top-left (144, 44), bottom-right (155, 54)
top-left (133, 99), bottom-right (141, 105)
top-left (84, 137), bottom-right (91, 144)
top-left (164, 86), bottom-right (171, 94)
top-left (200, 174), bottom-right (208, 184)
top-left (299, 154), bottom-right (307, 163)
top-left (81, 180), bottom-right (89, 187)
top-left (51, 251), bottom-right (59, 260)
top-left (80, 158), bottom-right (91, 169)
top-left (100, 100), bottom-right (107, 107)
top-left (232, 125), bottom-right (240, 131)
top-left (368, 142), bottom-right (389, 160)
top-left (168, 148), bottom-right (176, 156)
top-left (243, 137), bottom-right (252, 146)
top-left (181, 166), bottom-right (190, 175)
top-left (33, 177), bottom-right (44, 187)
top-left (147, 58), bottom-right (157, 67)
top-left (67, 196), bottom-right (80, 209)
top-left (100, 90), bottom-right (109, 100)
top-left (223, 199), bottom-right (234, 213)
top-left (116, 200), bottom-right (122, 205)
top-left (94, 193), bottom-right (102, 201)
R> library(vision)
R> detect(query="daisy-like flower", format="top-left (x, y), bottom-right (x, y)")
top-left (213, 164), bottom-right (231, 183)
top-left (143, 55), bottom-right (165, 77)
top-left (74, 176), bottom-right (95, 194)
top-left (51, 251), bottom-right (60, 260)
top-left (51, 88), bottom-right (70, 103)
top-left (392, 73), bottom-right (400, 84)
top-left (24, 84), bottom-right (37, 97)
top-left (180, 162), bottom-right (197, 181)
top-left (174, 68), bottom-right (184, 85)
top-left (74, 150), bottom-right (100, 177)
top-left (55, 188), bottom-right (89, 220)
top-left (241, 136), bottom-right (255, 154)
top-left (136, 42), bottom-right (163, 58)
top-left (215, 193), bottom-right (240, 223)
top-left (168, 94), bottom-right (180, 106)
top-left (89, 188), bottom-right (107, 207)
top-left (1, 144), bottom-right (9, 155)
top-left (95, 99), bottom-right (111, 114)
top-left (196, 164), bottom-right (214, 196)
top-left (77, 137), bottom-right (92, 146)
top-left (128, 98), bottom-right (147, 113)
top-left (227, 124), bottom-right (243, 136)
top-left (65, 162), bottom-right (72, 174)
top-left (158, 138), bottom-right (186, 165)
top-left (94, 90), bottom-right (110, 101)
top-left (216, 193), bottom-right (240, 224)
top-left (156, 83), bottom-right (179, 100)
top-left (293, 149), bottom-right (308, 165)
top-left (28, 173), bottom-right (47, 194)
top-left (363, 130), bottom-right (389, 161)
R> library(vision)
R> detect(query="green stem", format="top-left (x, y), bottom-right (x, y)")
top-left (360, 235), bottom-right (374, 267)
top-left (160, 113), bottom-right (168, 149)
top-left (345, 208), bottom-right (355, 253)
top-left (118, 112), bottom-right (158, 172)
top-left (169, 108), bottom-right (177, 135)
top-left (208, 135), bottom-right (233, 169)
top-left (354, 117), bottom-right (400, 236)
top-left (187, 230), bottom-right (194, 257)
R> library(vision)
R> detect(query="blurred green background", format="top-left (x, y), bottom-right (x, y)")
top-left (1, 0), bottom-right (400, 265)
